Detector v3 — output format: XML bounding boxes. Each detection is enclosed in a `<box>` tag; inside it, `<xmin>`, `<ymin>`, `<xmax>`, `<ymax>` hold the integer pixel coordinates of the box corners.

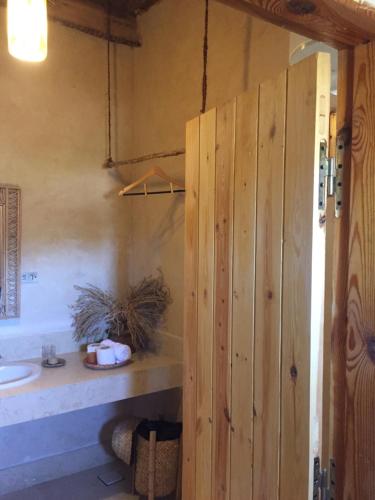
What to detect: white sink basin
<box><xmin>0</xmin><ymin>362</ymin><xmax>41</xmax><ymax>389</ymax></box>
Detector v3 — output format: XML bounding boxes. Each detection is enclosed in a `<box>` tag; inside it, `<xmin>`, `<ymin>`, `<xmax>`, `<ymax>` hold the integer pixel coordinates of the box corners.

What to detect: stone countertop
<box><xmin>0</xmin><ymin>352</ymin><xmax>182</xmax><ymax>428</ymax></box>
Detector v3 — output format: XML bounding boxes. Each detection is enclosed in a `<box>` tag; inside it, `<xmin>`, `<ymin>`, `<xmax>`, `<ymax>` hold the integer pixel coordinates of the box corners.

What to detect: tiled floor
<box><xmin>0</xmin><ymin>463</ymin><xmax>139</xmax><ymax>500</ymax></box>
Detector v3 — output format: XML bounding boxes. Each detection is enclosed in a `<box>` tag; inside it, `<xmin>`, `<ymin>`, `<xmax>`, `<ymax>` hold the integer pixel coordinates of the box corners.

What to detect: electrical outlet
<box><xmin>22</xmin><ymin>272</ymin><xmax>39</xmax><ymax>284</ymax></box>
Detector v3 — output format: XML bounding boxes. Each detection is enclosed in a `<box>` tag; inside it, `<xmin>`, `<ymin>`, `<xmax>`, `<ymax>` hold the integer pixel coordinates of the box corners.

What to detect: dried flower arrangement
<box><xmin>71</xmin><ymin>270</ymin><xmax>172</xmax><ymax>352</ymax></box>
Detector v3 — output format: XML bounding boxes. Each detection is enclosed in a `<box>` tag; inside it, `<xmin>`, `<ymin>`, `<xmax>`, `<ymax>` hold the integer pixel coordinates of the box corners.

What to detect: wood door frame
<box><xmin>329</xmin><ymin>49</ymin><xmax>354</xmax><ymax>499</ymax></box>
<box><xmin>214</xmin><ymin>0</ymin><xmax>375</xmax><ymax>49</ymax></box>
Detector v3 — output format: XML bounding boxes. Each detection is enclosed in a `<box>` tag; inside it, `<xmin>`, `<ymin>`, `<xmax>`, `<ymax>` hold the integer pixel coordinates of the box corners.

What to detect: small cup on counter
<box><xmin>42</xmin><ymin>344</ymin><xmax>58</xmax><ymax>365</ymax></box>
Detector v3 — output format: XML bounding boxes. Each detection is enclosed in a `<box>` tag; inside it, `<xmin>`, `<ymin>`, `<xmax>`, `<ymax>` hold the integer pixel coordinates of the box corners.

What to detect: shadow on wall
<box><xmin>150</xmin><ymin>195</ymin><xmax>185</xmax><ymax>250</ymax></box>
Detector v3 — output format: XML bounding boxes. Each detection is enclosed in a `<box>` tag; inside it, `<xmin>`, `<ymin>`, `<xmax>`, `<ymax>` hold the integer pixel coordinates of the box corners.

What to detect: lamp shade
<box><xmin>7</xmin><ymin>0</ymin><xmax>48</xmax><ymax>62</ymax></box>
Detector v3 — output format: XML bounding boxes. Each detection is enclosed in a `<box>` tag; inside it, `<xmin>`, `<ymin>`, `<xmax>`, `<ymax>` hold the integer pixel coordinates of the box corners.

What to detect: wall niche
<box><xmin>0</xmin><ymin>185</ymin><xmax>21</xmax><ymax>319</ymax></box>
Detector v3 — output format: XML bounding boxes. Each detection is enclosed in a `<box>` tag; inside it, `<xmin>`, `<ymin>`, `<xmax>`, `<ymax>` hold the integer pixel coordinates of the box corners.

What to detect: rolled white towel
<box><xmin>96</xmin><ymin>345</ymin><xmax>116</xmax><ymax>365</ymax></box>
<box><xmin>113</xmin><ymin>343</ymin><xmax>132</xmax><ymax>364</ymax></box>
<box><xmin>100</xmin><ymin>339</ymin><xmax>131</xmax><ymax>363</ymax></box>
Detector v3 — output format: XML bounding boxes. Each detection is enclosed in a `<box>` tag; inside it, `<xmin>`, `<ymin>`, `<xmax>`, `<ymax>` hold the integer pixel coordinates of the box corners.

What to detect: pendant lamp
<box><xmin>7</xmin><ymin>0</ymin><xmax>48</xmax><ymax>62</ymax></box>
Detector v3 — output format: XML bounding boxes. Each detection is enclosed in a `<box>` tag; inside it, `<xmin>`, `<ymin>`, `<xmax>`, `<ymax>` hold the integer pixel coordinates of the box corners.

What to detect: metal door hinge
<box><xmin>313</xmin><ymin>457</ymin><xmax>336</xmax><ymax>500</ymax></box>
<box><xmin>318</xmin><ymin>137</ymin><xmax>345</xmax><ymax>217</ymax></box>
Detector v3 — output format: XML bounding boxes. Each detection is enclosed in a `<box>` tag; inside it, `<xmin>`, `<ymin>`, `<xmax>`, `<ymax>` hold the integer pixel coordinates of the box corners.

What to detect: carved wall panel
<box><xmin>0</xmin><ymin>185</ymin><xmax>21</xmax><ymax>319</ymax></box>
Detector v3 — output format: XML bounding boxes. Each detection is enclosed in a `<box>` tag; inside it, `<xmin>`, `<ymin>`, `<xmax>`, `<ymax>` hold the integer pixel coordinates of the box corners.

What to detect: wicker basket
<box><xmin>112</xmin><ymin>418</ymin><xmax>141</xmax><ymax>465</ymax></box>
<box><xmin>134</xmin><ymin>420</ymin><xmax>182</xmax><ymax>498</ymax></box>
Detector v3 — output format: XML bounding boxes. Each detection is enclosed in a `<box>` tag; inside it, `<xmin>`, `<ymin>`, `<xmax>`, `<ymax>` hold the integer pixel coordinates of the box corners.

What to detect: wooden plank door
<box><xmin>183</xmin><ymin>52</ymin><xmax>331</xmax><ymax>500</ymax></box>
<box><xmin>280</xmin><ymin>52</ymin><xmax>330</xmax><ymax>500</ymax></box>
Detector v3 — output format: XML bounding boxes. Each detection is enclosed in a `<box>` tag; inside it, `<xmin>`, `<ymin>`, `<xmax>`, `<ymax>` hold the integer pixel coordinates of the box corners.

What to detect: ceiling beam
<box><xmin>47</xmin><ymin>0</ymin><xmax>140</xmax><ymax>46</ymax></box>
<box><xmin>215</xmin><ymin>0</ymin><xmax>375</xmax><ymax>48</ymax></box>
<box><xmin>0</xmin><ymin>0</ymin><xmax>140</xmax><ymax>47</ymax></box>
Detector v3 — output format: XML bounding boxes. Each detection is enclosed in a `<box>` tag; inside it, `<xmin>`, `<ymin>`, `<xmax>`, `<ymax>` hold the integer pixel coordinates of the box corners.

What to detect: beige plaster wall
<box><xmin>126</xmin><ymin>0</ymin><xmax>290</xmax><ymax>337</ymax></box>
<box><xmin>0</xmin><ymin>10</ymin><xmax>134</xmax><ymax>337</ymax></box>
<box><xmin>0</xmin><ymin>14</ymin><xmax>143</xmax><ymax>490</ymax></box>
<box><xmin>0</xmin><ymin>1</ymin><xmax>290</xmax><ymax>344</ymax></box>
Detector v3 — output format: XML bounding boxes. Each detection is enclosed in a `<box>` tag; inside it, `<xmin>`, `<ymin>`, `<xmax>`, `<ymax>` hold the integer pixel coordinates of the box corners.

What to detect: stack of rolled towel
<box><xmin>87</xmin><ymin>339</ymin><xmax>132</xmax><ymax>365</ymax></box>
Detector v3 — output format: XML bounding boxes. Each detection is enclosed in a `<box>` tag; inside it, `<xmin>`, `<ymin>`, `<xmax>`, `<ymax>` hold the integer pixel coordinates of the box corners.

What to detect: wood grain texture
<box><xmin>214</xmin><ymin>0</ymin><xmax>375</xmax><ymax>49</ymax></box>
<box><xmin>230</xmin><ymin>89</ymin><xmax>259</xmax><ymax>500</ymax></box>
<box><xmin>344</xmin><ymin>40</ymin><xmax>375</xmax><ymax>499</ymax></box>
<box><xmin>182</xmin><ymin>117</ymin><xmax>200</xmax><ymax>500</ymax></box>
<box><xmin>331</xmin><ymin>48</ymin><xmax>354</xmax><ymax>500</ymax></box>
<box><xmin>253</xmin><ymin>71</ymin><xmax>286</xmax><ymax>500</ymax></box>
<box><xmin>280</xmin><ymin>53</ymin><xmax>330</xmax><ymax>500</ymax></box>
<box><xmin>212</xmin><ymin>100</ymin><xmax>236</xmax><ymax>500</ymax></box>
<box><xmin>195</xmin><ymin>109</ymin><xmax>216</xmax><ymax>500</ymax></box>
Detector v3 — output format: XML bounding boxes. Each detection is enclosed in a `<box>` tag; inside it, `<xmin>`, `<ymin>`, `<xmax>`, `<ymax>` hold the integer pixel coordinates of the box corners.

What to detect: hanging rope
<box><xmin>106</xmin><ymin>0</ymin><xmax>113</xmax><ymax>167</ymax></box>
<box><xmin>201</xmin><ymin>0</ymin><xmax>209</xmax><ymax>114</ymax></box>
<box><xmin>104</xmin><ymin>0</ymin><xmax>208</xmax><ymax>169</ymax></box>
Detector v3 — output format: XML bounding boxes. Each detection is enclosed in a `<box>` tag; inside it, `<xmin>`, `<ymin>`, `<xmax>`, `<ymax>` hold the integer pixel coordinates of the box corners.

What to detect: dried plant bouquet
<box><xmin>71</xmin><ymin>270</ymin><xmax>172</xmax><ymax>352</ymax></box>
